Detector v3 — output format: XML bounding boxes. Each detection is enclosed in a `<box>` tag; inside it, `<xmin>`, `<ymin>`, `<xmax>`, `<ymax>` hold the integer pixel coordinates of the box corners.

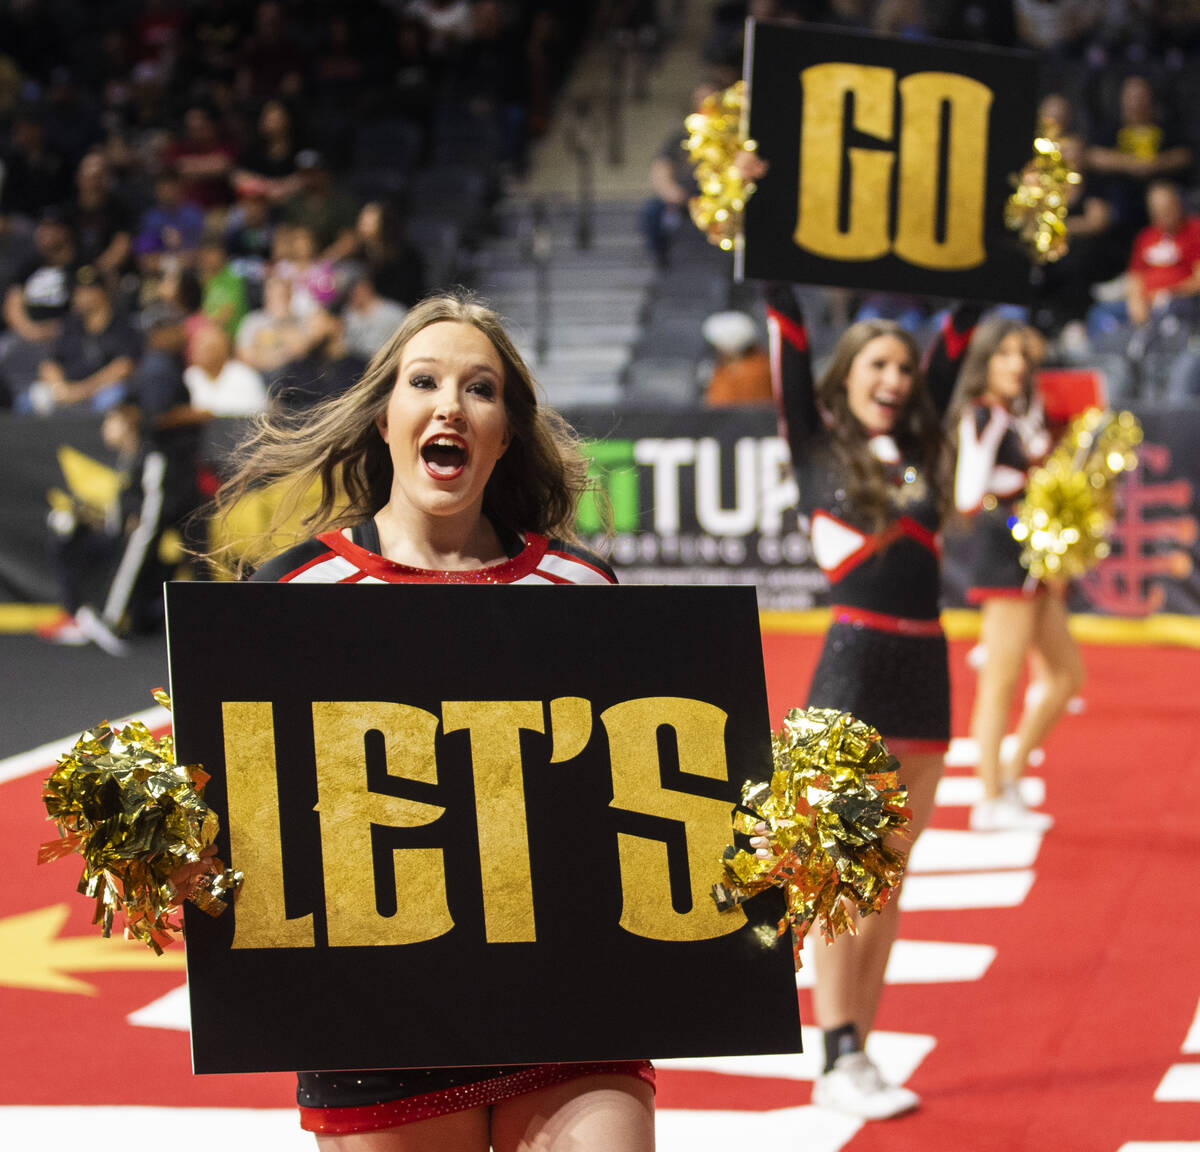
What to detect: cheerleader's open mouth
<box><xmin>865</xmin><ymin>396</ymin><xmax>903</xmax><ymax>428</ymax></box>
<box><xmin>421</xmin><ymin>434</ymin><xmax>468</xmax><ymax>479</ymax></box>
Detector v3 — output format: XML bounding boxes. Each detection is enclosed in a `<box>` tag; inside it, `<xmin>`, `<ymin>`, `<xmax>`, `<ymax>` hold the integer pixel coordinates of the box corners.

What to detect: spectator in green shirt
<box><xmin>197</xmin><ymin>234</ymin><xmax>248</xmax><ymax>340</ymax></box>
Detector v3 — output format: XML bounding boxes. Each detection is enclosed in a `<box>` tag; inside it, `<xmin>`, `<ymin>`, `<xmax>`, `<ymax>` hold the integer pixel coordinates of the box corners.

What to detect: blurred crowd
<box><xmin>9</xmin><ymin>0</ymin><xmax>1200</xmax><ymax>648</ymax></box>
<box><xmin>11</xmin><ymin>0</ymin><xmax>1200</xmax><ymax>419</ymax></box>
<box><xmin>651</xmin><ymin>0</ymin><xmax>1200</xmax><ymax>409</ymax></box>
<box><xmin>0</xmin><ymin>0</ymin><xmax>598</xmax><ymax>420</ymax></box>
<box><xmin>0</xmin><ymin>0</ymin><xmax>608</xmax><ymax>650</ymax></box>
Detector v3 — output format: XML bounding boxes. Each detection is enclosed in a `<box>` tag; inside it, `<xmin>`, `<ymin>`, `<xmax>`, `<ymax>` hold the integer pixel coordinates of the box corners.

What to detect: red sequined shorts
<box><xmin>298</xmin><ymin>1061</ymin><xmax>656</xmax><ymax>1134</ymax></box>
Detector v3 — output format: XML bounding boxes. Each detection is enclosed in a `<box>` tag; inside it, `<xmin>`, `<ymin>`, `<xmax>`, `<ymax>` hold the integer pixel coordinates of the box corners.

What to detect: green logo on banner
<box><xmin>579</xmin><ymin>440</ymin><xmax>638</xmax><ymax>533</ymax></box>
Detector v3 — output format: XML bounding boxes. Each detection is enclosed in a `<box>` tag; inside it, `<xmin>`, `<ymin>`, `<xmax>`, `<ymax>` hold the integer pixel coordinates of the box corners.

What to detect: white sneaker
<box><xmin>1002</xmin><ymin>781</ymin><xmax>1055</xmax><ymax>829</ymax></box>
<box><xmin>969</xmin><ymin>795</ymin><xmax>1053</xmax><ymax>832</ymax></box>
<box><xmin>36</xmin><ymin>613</ymin><xmax>88</xmax><ymax>646</ymax></box>
<box><xmin>75</xmin><ymin>605</ymin><xmax>129</xmax><ymax>657</ymax></box>
<box><xmin>812</xmin><ymin>1051</ymin><xmax>920</xmax><ymax>1120</ymax></box>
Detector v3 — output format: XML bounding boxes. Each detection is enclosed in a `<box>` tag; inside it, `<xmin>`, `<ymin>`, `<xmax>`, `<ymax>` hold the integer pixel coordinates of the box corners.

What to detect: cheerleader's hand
<box><xmin>1015</xmin><ymin>395</ymin><xmax>1051</xmax><ymax>460</ymax></box>
<box><xmin>734</xmin><ymin>148</ymin><xmax>768</xmax><ymax>182</ymax></box>
<box><xmin>750</xmin><ymin>820</ymin><xmax>773</xmax><ymax>859</ymax></box>
<box><xmin>169</xmin><ymin>844</ymin><xmax>221</xmax><ymax>901</ymax></box>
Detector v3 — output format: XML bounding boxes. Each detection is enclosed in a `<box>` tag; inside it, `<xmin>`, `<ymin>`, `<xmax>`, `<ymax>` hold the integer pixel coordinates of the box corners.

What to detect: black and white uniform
<box><xmin>251</xmin><ymin>520</ymin><xmax>651</xmax><ymax>1132</ymax></box>
<box><xmin>954</xmin><ymin>400</ymin><xmax>1051</xmax><ymax>602</ymax></box>
<box><xmin>768</xmin><ymin>288</ymin><xmax>980</xmax><ymax>751</ymax></box>
<box><xmin>46</xmin><ymin>349</ymin><xmax>201</xmax><ymax>633</ymax></box>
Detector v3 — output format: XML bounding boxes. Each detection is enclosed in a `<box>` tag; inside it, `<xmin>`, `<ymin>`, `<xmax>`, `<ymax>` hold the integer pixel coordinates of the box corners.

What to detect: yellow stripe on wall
<box><xmin>0</xmin><ymin>604</ymin><xmax>66</xmax><ymax>633</ymax></box>
<box><xmin>759</xmin><ymin>607</ymin><xmax>1200</xmax><ymax>648</ymax></box>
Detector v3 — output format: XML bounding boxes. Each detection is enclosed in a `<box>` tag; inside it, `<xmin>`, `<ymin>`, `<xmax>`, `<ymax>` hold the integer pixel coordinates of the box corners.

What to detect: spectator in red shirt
<box><xmin>1126</xmin><ymin>181</ymin><xmax>1200</xmax><ymax>326</ymax></box>
<box><xmin>165</xmin><ymin>105</ymin><xmax>237</xmax><ymax>211</ymax></box>
<box><xmin>1088</xmin><ymin>181</ymin><xmax>1200</xmax><ymax>341</ymax></box>
<box><xmin>135</xmin><ymin>0</ymin><xmax>187</xmax><ymax>70</ymax></box>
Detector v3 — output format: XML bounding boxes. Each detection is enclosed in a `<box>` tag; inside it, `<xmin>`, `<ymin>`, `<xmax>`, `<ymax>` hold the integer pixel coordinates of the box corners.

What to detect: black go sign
<box><xmin>738</xmin><ymin>20</ymin><xmax>1038</xmax><ymax>303</ymax></box>
<box><xmin>166</xmin><ymin>582</ymin><xmax>801</xmax><ymax>1074</ymax></box>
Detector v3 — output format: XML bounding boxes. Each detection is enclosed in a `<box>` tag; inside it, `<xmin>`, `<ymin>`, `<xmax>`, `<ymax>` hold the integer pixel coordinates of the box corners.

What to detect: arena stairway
<box><xmin>463</xmin><ymin>1</ymin><xmax>726</xmax><ymax>410</ymax></box>
<box><xmin>468</xmin><ymin>198</ymin><xmax>654</xmax><ymax>408</ymax></box>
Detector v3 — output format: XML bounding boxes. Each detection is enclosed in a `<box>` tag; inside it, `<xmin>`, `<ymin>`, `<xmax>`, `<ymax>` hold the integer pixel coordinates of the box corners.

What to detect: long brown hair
<box><xmin>818</xmin><ymin>319</ymin><xmax>946</xmax><ymax>529</ymax></box>
<box><xmin>946</xmin><ymin>316</ymin><xmax>1034</xmax><ymax>426</ymax></box>
<box><xmin>208</xmin><ymin>291</ymin><xmax>601</xmax><ymax>573</ymax></box>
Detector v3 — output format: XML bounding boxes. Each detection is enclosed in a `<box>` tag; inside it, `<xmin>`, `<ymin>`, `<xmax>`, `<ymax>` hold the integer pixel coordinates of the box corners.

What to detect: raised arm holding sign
<box><xmin>739</xmin><ymin>20</ymin><xmax>1038</xmax><ymax>304</ymax></box>
<box><xmin>713</xmin><ymin>23</ymin><xmax>1047</xmax><ymax>1120</ymax></box>
<box><xmin>764</xmin><ymin>280</ymin><xmax>987</xmax><ymax>1119</ymax></box>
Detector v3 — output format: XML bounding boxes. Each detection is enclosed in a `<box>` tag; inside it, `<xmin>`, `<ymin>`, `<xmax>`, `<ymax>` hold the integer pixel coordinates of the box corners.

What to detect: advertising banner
<box><xmin>739</xmin><ymin>20</ymin><xmax>1039</xmax><ymax>303</ymax></box>
<box><xmin>566</xmin><ymin>408</ymin><xmax>824</xmax><ymax>610</ymax></box>
<box><xmin>0</xmin><ymin>413</ymin><xmax>110</xmax><ymax>602</ymax></box>
<box><xmin>3</xmin><ymin>409</ymin><xmax>1197</xmax><ymax>618</ymax></box>
<box><xmin>563</xmin><ymin>407</ymin><xmax>1200</xmax><ymax>618</ymax></box>
<box><xmin>166</xmin><ymin>581</ymin><xmax>801</xmax><ymax>1074</ymax></box>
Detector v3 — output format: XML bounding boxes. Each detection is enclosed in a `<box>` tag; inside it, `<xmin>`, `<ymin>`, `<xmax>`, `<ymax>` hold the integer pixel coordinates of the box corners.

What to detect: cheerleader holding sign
<box><xmin>764</xmin><ymin>284</ymin><xmax>981</xmax><ymax>1119</ymax></box>
<box><xmin>199</xmin><ymin>293</ymin><xmax>655</xmax><ymax>1151</ymax></box>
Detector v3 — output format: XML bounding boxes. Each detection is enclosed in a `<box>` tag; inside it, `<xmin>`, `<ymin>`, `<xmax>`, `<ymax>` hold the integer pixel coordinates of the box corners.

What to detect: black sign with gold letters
<box><xmin>739</xmin><ymin>20</ymin><xmax>1038</xmax><ymax>302</ymax></box>
<box><xmin>166</xmin><ymin>581</ymin><xmax>801</xmax><ymax>1074</ymax></box>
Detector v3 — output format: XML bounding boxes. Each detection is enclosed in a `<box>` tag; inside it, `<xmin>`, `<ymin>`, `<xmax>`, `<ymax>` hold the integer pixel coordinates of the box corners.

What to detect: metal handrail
<box><xmin>530</xmin><ymin>199</ymin><xmax>552</xmax><ymax>365</ymax></box>
<box><xmin>564</xmin><ymin>97</ymin><xmax>595</xmax><ymax>250</ymax></box>
<box><xmin>606</xmin><ymin>27</ymin><xmax>631</xmax><ymax>167</ymax></box>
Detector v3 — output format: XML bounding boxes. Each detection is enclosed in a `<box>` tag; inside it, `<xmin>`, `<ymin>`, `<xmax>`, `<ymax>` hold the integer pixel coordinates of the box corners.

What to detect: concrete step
<box><xmin>474</xmin><ymin>244</ymin><xmax>650</xmax><ymax>272</ymax></box>
<box><xmin>632</xmin><ymin>313</ymin><xmax>709</xmax><ymax>359</ymax></box>
<box><xmin>492</xmin><ymin>306</ymin><xmax>646</xmax><ymax>332</ymax></box>
<box><xmin>494</xmin><ymin>198</ymin><xmax>646</xmax><ymax>226</ymax></box>
<box><xmin>517</xmin><ymin>343</ymin><xmax>630</xmax><ymax>373</ymax></box>
<box><xmin>625</xmin><ymin>356</ymin><xmax>704</xmax><ymax>405</ymax></box>
<box><xmin>505</xmin><ymin>320</ymin><xmax>640</xmax><ymax>349</ymax></box>
<box><xmin>476</xmin><ymin>266</ymin><xmax>654</xmax><ymax>292</ymax></box>
<box><xmin>538</xmin><ymin>377</ymin><xmax>626</xmax><ymax>409</ymax></box>
<box><xmin>482</xmin><ymin>220</ymin><xmax>647</xmax><ymax>252</ymax></box>
<box><xmin>487</xmin><ymin>287</ymin><xmax>647</xmax><ymax>314</ymax></box>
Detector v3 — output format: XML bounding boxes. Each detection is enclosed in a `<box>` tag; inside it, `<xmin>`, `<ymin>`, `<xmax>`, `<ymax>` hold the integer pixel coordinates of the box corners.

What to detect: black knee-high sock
<box><xmin>822</xmin><ymin>1023</ymin><xmax>862</xmax><ymax>1073</ymax></box>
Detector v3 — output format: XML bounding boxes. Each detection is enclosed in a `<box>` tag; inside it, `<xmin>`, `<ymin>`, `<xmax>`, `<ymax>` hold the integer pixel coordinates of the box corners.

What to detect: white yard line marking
<box><xmin>1</xmin><ymin>706</ymin><xmax>170</xmax><ymax>784</ymax></box>
<box><xmin>900</xmin><ymin>869</ymin><xmax>1036</xmax><ymax>911</ymax></box>
<box><xmin>909</xmin><ymin>828</ymin><xmax>1044</xmax><ymax>872</ymax></box>
<box><xmin>1155</xmin><ymin>1064</ymin><xmax>1200</xmax><ymax>1102</ymax></box>
<box><xmin>935</xmin><ymin>775</ymin><xmax>1045</xmax><ymax>807</ymax></box>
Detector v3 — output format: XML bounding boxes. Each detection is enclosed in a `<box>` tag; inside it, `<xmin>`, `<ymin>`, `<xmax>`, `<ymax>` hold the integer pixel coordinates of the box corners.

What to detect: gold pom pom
<box><xmin>39</xmin><ymin>692</ymin><xmax>241</xmax><ymax>953</ymax></box>
<box><xmin>683</xmin><ymin>80</ymin><xmax>758</xmax><ymax>251</ymax></box>
<box><xmin>712</xmin><ymin>707</ymin><xmax>911</xmax><ymax>967</ymax></box>
<box><xmin>1013</xmin><ymin>408</ymin><xmax>1144</xmax><ymax>582</ymax></box>
<box><xmin>1004</xmin><ymin>126</ymin><xmax>1082</xmax><ymax>264</ymax></box>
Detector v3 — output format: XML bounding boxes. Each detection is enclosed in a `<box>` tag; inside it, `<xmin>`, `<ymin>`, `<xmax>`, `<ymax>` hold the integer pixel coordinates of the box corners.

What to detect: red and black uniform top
<box><xmin>954</xmin><ymin>399</ymin><xmax>1052</xmax><ymax>601</ymax></box>
<box><xmin>954</xmin><ymin>399</ymin><xmax>1051</xmax><ymax>518</ymax></box>
<box><xmin>251</xmin><ymin>520</ymin><xmax>617</xmax><ymax>587</ymax></box>
<box><xmin>766</xmin><ymin>285</ymin><xmax>982</xmax><ymax>630</ymax></box>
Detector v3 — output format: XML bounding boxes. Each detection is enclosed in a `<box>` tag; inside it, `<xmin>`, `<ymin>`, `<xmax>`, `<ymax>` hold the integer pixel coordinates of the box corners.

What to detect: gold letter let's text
<box><xmin>312</xmin><ymin>701</ymin><xmax>452</xmax><ymax>947</ymax></box>
<box><xmin>442</xmin><ymin>700</ymin><xmax>545</xmax><ymax>944</ymax></box>
<box><xmin>603</xmin><ymin>697</ymin><xmax>746</xmax><ymax>941</ymax></box>
<box><xmin>223</xmin><ymin>701</ymin><xmax>315</xmax><ymax>949</ymax></box>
